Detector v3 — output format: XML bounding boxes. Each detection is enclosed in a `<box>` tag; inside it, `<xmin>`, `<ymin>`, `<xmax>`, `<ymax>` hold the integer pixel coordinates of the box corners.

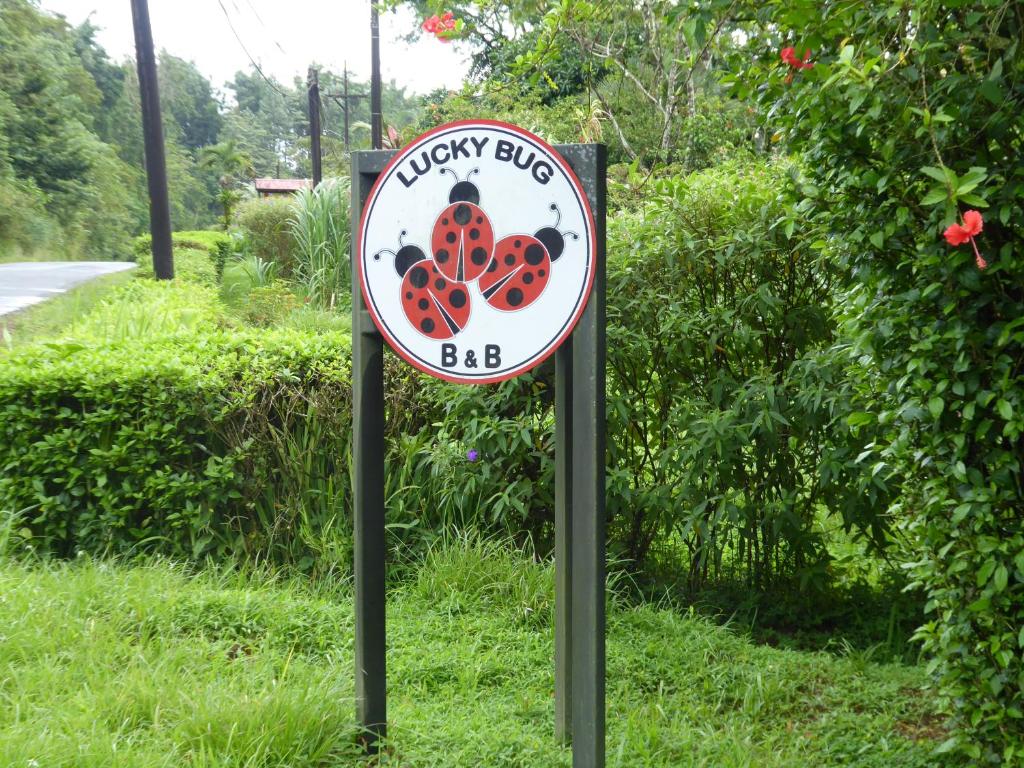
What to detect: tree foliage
<box><xmin>729</xmin><ymin>1</ymin><xmax>1024</xmax><ymax>761</ymax></box>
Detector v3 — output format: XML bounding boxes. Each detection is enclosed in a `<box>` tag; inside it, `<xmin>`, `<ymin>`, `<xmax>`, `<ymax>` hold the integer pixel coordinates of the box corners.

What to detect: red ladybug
<box><xmin>479</xmin><ymin>204</ymin><xmax>579</xmax><ymax>312</ymax></box>
<box><xmin>431</xmin><ymin>168</ymin><xmax>494</xmax><ymax>283</ymax></box>
<box><xmin>375</xmin><ymin>232</ymin><xmax>471</xmax><ymax>339</ymax></box>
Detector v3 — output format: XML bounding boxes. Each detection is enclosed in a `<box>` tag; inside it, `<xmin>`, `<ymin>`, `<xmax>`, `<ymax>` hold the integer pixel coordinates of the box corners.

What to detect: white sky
<box><xmin>38</xmin><ymin>0</ymin><xmax>471</xmax><ymax>97</ymax></box>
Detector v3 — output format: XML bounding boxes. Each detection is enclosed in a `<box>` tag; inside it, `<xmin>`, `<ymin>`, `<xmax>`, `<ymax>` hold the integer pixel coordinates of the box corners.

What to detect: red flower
<box><xmin>943</xmin><ymin>210</ymin><xmax>987</xmax><ymax>269</ymax></box>
<box><xmin>780</xmin><ymin>46</ymin><xmax>814</xmax><ymax>70</ymax></box>
<box><xmin>423</xmin><ymin>11</ymin><xmax>457</xmax><ymax>42</ymax></box>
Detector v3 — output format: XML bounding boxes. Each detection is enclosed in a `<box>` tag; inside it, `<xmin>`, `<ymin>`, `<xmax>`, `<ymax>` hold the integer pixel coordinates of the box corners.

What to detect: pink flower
<box><xmin>422</xmin><ymin>14</ymin><xmax>440</xmax><ymax>34</ymax></box>
<box><xmin>780</xmin><ymin>47</ymin><xmax>814</xmax><ymax>71</ymax></box>
<box><xmin>943</xmin><ymin>210</ymin><xmax>987</xmax><ymax>270</ymax></box>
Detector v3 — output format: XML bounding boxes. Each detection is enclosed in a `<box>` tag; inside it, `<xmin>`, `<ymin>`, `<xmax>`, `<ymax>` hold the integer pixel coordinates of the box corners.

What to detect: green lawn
<box><xmin>0</xmin><ymin>539</ymin><xmax>955</xmax><ymax>767</ymax></box>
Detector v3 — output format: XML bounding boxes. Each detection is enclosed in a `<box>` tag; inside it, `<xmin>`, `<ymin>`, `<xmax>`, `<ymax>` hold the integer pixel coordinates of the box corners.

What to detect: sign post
<box><xmin>352</xmin><ymin>122</ymin><xmax>606</xmax><ymax>766</ymax></box>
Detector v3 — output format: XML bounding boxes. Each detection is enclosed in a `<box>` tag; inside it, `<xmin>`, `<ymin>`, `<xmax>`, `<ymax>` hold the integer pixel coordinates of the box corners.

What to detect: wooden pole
<box><xmin>370</xmin><ymin>5</ymin><xmax>382</xmax><ymax>150</ymax></box>
<box><xmin>351</xmin><ymin>150</ymin><xmax>390</xmax><ymax>757</ymax></box>
<box><xmin>130</xmin><ymin>0</ymin><xmax>173</xmax><ymax>279</ymax></box>
<box><xmin>307</xmin><ymin>67</ymin><xmax>322</xmax><ymax>187</ymax></box>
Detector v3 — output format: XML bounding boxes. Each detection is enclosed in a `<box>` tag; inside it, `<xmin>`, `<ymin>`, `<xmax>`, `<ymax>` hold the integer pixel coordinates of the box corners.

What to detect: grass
<box><xmin>0</xmin><ymin>537</ymin><xmax>958</xmax><ymax>768</ymax></box>
<box><xmin>0</xmin><ymin>269</ymin><xmax>134</xmax><ymax>351</ymax></box>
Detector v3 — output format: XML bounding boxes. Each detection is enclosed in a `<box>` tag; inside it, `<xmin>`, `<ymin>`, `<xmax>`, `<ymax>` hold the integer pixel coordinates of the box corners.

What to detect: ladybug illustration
<box><xmin>375</xmin><ymin>232</ymin><xmax>471</xmax><ymax>340</ymax></box>
<box><xmin>478</xmin><ymin>204</ymin><xmax>579</xmax><ymax>313</ymax></box>
<box><xmin>533</xmin><ymin>202</ymin><xmax>579</xmax><ymax>261</ymax></box>
<box><xmin>431</xmin><ymin>168</ymin><xmax>494</xmax><ymax>284</ymax></box>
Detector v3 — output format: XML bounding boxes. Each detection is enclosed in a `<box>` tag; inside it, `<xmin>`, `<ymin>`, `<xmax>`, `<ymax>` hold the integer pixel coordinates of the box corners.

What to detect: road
<box><xmin>0</xmin><ymin>262</ymin><xmax>136</xmax><ymax>317</ymax></box>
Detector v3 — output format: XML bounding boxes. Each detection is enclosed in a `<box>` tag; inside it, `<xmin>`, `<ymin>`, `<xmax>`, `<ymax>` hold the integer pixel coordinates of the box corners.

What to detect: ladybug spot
<box><xmin>525</xmin><ymin>244</ymin><xmax>546</xmax><ymax>266</ymax></box>
<box><xmin>469</xmin><ymin>228</ymin><xmax>480</xmax><ymax>240</ymax></box>
<box><xmin>471</xmin><ymin>247</ymin><xmax>488</xmax><ymax>266</ymax></box>
<box><xmin>442</xmin><ymin>218</ymin><xmax>449</xmax><ymax>225</ymax></box>
<box><xmin>449</xmin><ymin>288</ymin><xmax>467</xmax><ymax>308</ymax></box>
<box><xmin>420</xmin><ymin>318</ymin><xmax>435</xmax><ymax>333</ymax></box>
<box><xmin>418</xmin><ymin>298</ymin><xmax>429</xmax><ymax>310</ymax></box>
<box><xmin>504</xmin><ymin>253</ymin><xmax>516</xmax><ymax>266</ymax></box>
<box><xmin>476</xmin><ymin>216</ymin><xmax>483</xmax><ymax>224</ymax></box>
<box><xmin>487</xmin><ymin>260</ymin><xmax>498</xmax><ymax>273</ymax></box>
<box><xmin>507</xmin><ymin>288</ymin><xmax>524</xmax><ymax>307</ymax></box>
<box><xmin>445</xmin><ymin>232</ymin><xmax>457</xmax><ymax>244</ymax></box>
<box><xmin>454</xmin><ymin>204</ymin><xmax>472</xmax><ymax>225</ymax></box>
<box><xmin>435</xmin><ymin>248</ymin><xmax>449</xmax><ymax>263</ymax></box>
<box><xmin>409</xmin><ymin>266</ymin><xmax>429</xmax><ymax>288</ymax></box>
<box><xmin>514</xmin><ymin>239</ymin><xmax>522</xmax><ymax>248</ymax></box>
<box><xmin>435</xmin><ymin>278</ymin><xmax>447</xmax><ymax>290</ymax></box>
<box><xmin>538</xmin><ymin>269</ymin><xmax>546</xmax><ymax>277</ymax></box>
<box><xmin>405</xmin><ymin>291</ymin><xmax>413</xmax><ymax>300</ymax></box>
<box><xmin>523</xmin><ymin>272</ymin><xmax>534</xmax><ymax>285</ymax></box>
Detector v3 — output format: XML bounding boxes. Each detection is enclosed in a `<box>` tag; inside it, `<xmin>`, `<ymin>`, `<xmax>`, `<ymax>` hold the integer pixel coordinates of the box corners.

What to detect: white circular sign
<box><xmin>358</xmin><ymin>120</ymin><xmax>597</xmax><ymax>384</ymax></box>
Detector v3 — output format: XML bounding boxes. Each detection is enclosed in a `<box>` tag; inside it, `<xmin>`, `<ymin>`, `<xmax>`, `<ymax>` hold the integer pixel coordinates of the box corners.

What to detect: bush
<box><xmin>240</xmin><ymin>281</ymin><xmax>300</xmax><ymax>327</ymax></box>
<box><xmin>732</xmin><ymin>3</ymin><xmax>1024</xmax><ymax>760</ymax></box>
<box><xmin>234</xmin><ymin>197</ymin><xmax>296</xmax><ymax>274</ymax></box>
<box><xmin>0</xmin><ymin>324</ymin><xmax>352</xmax><ymax>561</ymax></box>
<box><xmin>133</xmin><ymin>230</ymin><xmax>236</xmax><ymax>278</ymax></box>
<box><xmin>134</xmin><ymin>247</ymin><xmax>217</xmax><ymax>286</ymax></box>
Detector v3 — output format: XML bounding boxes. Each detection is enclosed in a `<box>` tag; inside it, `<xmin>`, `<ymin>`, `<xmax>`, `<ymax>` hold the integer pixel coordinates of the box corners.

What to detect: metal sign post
<box><xmin>351</xmin><ymin>140</ymin><xmax>606</xmax><ymax>767</ymax></box>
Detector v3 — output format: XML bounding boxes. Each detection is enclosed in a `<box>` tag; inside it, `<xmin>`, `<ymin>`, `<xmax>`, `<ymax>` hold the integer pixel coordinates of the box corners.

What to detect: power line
<box><xmin>243</xmin><ymin>0</ymin><xmax>287</xmax><ymax>54</ymax></box>
<box><xmin>216</xmin><ymin>0</ymin><xmax>288</xmax><ymax>98</ymax></box>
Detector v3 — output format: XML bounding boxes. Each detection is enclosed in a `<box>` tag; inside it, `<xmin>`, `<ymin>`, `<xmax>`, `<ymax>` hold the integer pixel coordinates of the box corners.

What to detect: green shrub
<box><xmin>234</xmin><ymin>197</ymin><xmax>296</xmax><ymax>273</ymax></box>
<box><xmin>289</xmin><ymin>178</ymin><xmax>351</xmax><ymax>309</ymax></box>
<box><xmin>0</xmin><ymin>327</ymin><xmax>352</xmax><ymax>560</ymax></box>
<box><xmin>732</xmin><ymin>3</ymin><xmax>1024</xmax><ymax>760</ymax></box>
<box><xmin>65</xmin><ymin>280</ymin><xmax>224</xmax><ymax>343</ymax></box>
<box><xmin>133</xmin><ymin>230</ymin><xmax>236</xmax><ymax>278</ymax></box>
<box><xmin>240</xmin><ymin>281</ymin><xmax>300</xmax><ymax>327</ymax></box>
<box><xmin>133</xmin><ymin>247</ymin><xmax>217</xmax><ymax>286</ymax></box>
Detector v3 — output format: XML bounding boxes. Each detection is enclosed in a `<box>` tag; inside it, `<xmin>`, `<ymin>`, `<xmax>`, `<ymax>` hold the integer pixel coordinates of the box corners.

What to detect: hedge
<box><xmin>0</xmin><ymin>328</ymin><xmax>352</xmax><ymax>560</ymax></box>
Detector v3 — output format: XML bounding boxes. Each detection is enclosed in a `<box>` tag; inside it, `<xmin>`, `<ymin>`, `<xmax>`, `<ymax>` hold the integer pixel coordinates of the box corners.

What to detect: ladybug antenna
<box><xmin>548</xmin><ymin>202</ymin><xmax>562</xmax><ymax>228</ymax></box>
<box><xmin>373</xmin><ymin>229</ymin><xmax>409</xmax><ymax>262</ymax></box>
<box><xmin>439</xmin><ymin>166</ymin><xmax>461</xmax><ymax>182</ymax></box>
<box><xmin>564</xmin><ymin>230</ymin><xmax>580</xmax><ymax>241</ymax></box>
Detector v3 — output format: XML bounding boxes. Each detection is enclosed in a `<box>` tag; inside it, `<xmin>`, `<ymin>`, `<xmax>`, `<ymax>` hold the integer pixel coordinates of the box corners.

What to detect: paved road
<box><xmin>0</xmin><ymin>262</ymin><xmax>136</xmax><ymax>317</ymax></box>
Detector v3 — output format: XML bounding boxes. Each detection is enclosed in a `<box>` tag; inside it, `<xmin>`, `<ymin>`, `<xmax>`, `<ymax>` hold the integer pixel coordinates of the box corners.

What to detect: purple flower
<box><xmin>466</xmin><ymin>449</ymin><xmax>479</xmax><ymax>462</ymax></box>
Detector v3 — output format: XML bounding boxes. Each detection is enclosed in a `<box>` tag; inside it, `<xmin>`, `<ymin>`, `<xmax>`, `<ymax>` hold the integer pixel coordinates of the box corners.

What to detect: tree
<box><xmin>200</xmin><ymin>139</ymin><xmax>254</xmax><ymax>229</ymax></box>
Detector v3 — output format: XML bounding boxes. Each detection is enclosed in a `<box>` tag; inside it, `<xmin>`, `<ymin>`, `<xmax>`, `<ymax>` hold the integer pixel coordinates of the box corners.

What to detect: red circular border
<box><xmin>357</xmin><ymin>119</ymin><xmax>598</xmax><ymax>385</ymax></box>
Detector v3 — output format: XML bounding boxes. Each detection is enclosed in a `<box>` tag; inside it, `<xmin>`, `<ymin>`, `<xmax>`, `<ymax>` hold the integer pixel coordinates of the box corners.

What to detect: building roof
<box><xmin>254</xmin><ymin>178</ymin><xmax>313</xmax><ymax>192</ymax></box>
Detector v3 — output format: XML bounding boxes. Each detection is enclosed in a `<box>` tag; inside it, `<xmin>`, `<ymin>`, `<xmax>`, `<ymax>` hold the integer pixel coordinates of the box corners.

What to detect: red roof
<box><xmin>254</xmin><ymin>178</ymin><xmax>312</xmax><ymax>192</ymax></box>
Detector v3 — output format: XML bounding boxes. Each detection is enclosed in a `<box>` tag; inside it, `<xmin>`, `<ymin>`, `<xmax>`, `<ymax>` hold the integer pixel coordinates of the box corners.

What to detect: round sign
<box><xmin>357</xmin><ymin>120</ymin><xmax>597</xmax><ymax>384</ymax></box>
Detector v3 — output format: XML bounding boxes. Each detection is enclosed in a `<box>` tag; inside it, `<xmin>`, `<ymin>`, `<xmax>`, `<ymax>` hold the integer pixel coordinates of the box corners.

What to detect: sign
<box><xmin>357</xmin><ymin>120</ymin><xmax>597</xmax><ymax>384</ymax></box>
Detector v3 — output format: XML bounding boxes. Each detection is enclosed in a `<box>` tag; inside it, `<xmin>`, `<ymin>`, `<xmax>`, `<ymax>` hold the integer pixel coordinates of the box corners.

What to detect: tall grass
<box><xmin>289</xmin><ymin>178</ymin><xmax>351</xmax><ymax>310</ymax></box>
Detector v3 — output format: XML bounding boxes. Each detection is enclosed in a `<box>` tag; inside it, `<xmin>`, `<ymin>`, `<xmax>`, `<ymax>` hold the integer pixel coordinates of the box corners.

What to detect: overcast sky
<box><xmin>38</xmin><ymin>0</ymin><xmax>470</xmax><ymax>97</ymax></box>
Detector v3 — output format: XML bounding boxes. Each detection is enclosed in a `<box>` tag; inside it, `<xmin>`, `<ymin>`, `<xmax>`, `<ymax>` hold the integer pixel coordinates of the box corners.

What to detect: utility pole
<box><xmin>326</xmin><ymin>64</ymin><xmax>369</xmax><ymax>152</ymax></box>
<box><xmin>370</xmin><ymin>3</ymin><xmax>382</xmax><ymax>150</ymax></box>
<box><xmin>343</xmin><ymin>63</ymin><xmax>352</xmax><ymax>152</ymax></box>
<box><xmin>130</xmin><ymin>0</ymin><xmax>173</xmax><ymax>279</ymax></box>
<box><xmin>307</xmin><ymin>66</ymin><xmax>322</xmax><ymax>187</ymax></box>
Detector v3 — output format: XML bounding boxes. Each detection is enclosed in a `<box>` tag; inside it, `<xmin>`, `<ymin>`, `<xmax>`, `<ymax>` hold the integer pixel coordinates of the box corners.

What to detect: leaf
<box><xmin>920</xmin><ymin>166</ymin><xmax>948</xmax><ymax>184</ymax></box>
<box><xmin>928</xmin><ymin>397</ymin><xmax>944</xmax><ymax>420</ymax></box>
<box><xmin>994</xmin><ymin>564</ymin><xmax>1008</xmax><ymax>593</ymax></box>
<box><xmin>921</xmin><ymin>187</ymin><xmax>948</xmax><ymax>206</ymax></box>
<box><xmin>997</xmin><ymin>399</ymin><xmax>1013</xmax><ymax>421</ymax></box>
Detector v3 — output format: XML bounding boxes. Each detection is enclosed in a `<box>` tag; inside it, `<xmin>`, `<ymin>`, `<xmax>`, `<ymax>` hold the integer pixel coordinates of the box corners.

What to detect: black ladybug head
<box><xmin>374</xmin><ymin>230</ymin><xmax>425</xmax><ymax>277</ymax></box>
<box><xmin>440</xmin><ymin>167</ymin><xmax>481</xmax><ymax>206</ymax></box>
<box><xmin>534</xmin><ymin>203</ymin><xmax>580</xmax><ymax>262</ymax></box>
